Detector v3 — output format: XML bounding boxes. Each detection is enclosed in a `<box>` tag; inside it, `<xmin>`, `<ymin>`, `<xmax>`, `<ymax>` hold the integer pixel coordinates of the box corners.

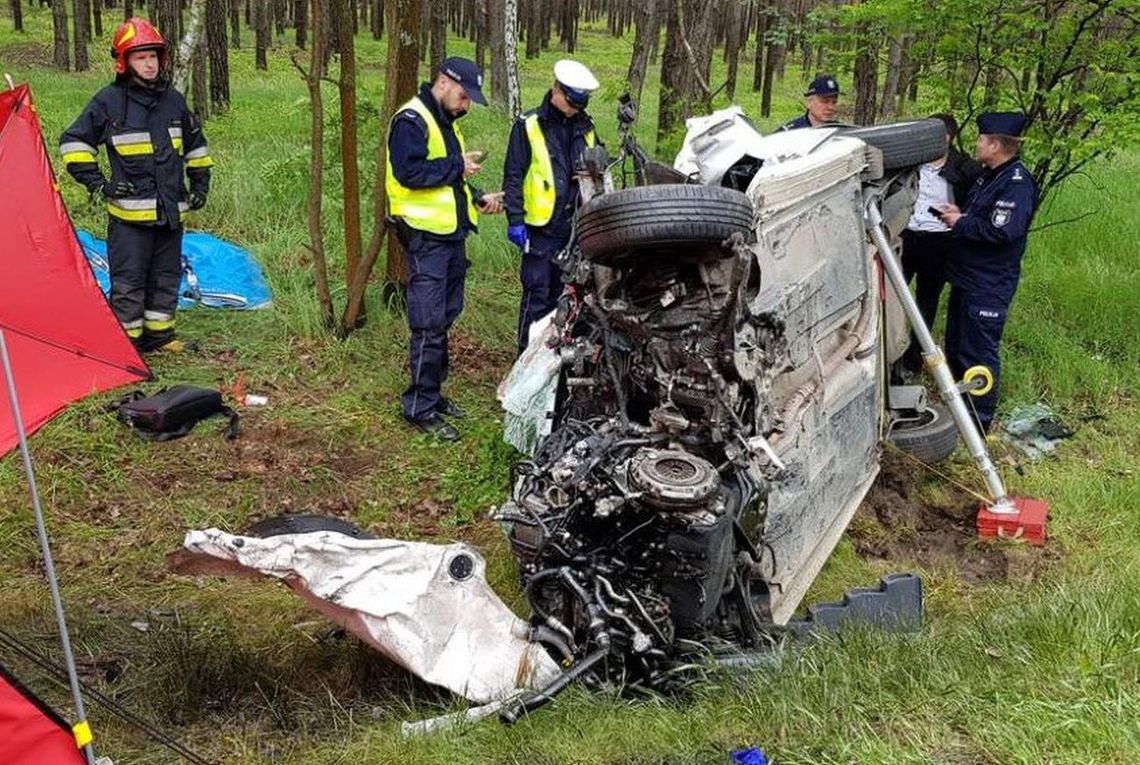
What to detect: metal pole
<box><xmin>0</xmin><ymin>329</ymin><xmax>99</xmax><ymax>764</ymax></box>
<box><xmin>864</xmin><ymin>203</ymin><xmax>1016</xmax><ymax>513</ymax></box>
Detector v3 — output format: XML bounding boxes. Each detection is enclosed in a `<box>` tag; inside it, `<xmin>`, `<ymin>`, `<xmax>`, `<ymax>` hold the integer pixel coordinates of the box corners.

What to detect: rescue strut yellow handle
<box><xmin>963</xmin><ymin>365</ymin><xmax>994</xmax><ymax>397</ymax></box>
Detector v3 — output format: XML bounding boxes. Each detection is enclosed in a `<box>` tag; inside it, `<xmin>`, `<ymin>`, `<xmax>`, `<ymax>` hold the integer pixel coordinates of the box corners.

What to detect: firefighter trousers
<box><xmin>107</xmin><ymin>218</ymin><xmax>183</xmax><ymax>342</ymax></box>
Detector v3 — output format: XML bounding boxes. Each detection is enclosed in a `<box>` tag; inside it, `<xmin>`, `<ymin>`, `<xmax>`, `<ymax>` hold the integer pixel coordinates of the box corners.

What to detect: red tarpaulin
<box><xmin>0</xmin><ymin>84</ymin><xmax>148</xmax><ymax>456</ymax></box>
<box><xmin>0</xmin><ymin>665</ymin><xmax>86</xmax><ymax>764</ymax></box>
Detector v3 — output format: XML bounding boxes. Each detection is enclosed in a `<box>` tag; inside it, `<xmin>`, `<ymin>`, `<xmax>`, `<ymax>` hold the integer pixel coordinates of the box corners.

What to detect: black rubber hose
<box><xmin>499</xmin><ymin>647</ymin><xmax>609</xmax><ymax>726</ymax></box>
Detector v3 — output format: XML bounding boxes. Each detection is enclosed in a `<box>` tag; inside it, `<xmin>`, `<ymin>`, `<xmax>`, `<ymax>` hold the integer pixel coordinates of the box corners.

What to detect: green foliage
<box><xmin>1</xmin><ymin>7</ymin><xmax>1139</xmax><ymax>764</ymax></box>
<box><xmin>820</xmin><ymin>0</ymin><xmax>1140</xmax><ymax>201</ymax></box>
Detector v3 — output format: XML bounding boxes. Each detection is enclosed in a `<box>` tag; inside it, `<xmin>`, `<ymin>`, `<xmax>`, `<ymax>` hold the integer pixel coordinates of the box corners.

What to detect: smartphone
<box><xmin>928</xmin><ymin>205</ymin><xmax>944</xmax><ymax>217</ymax></box>
<box><xmin>467</xmin><ymin>150</ymin><xmax>488</xmax><ymax>163</ymax></box>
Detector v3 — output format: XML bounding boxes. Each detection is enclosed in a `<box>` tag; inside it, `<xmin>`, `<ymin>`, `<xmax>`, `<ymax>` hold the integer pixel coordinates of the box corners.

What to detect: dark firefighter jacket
<box><xmin>59</xmin><ymin>81</ymin><xmax>212</xmax><ymax>228</ymax></box>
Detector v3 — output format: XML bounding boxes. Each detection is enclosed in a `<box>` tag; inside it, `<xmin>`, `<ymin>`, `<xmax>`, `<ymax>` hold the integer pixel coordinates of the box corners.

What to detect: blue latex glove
<box><xmin>507</xmin><ymin>223</ymin><xmax>528</xmax><ymax>249</ymax></box>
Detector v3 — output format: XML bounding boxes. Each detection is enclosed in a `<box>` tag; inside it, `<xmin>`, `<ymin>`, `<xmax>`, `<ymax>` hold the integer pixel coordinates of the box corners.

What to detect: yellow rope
<box><xmin>882</xmin><ymin>438</ymin><xmax>993</xmax><ymax>504</ymax></box>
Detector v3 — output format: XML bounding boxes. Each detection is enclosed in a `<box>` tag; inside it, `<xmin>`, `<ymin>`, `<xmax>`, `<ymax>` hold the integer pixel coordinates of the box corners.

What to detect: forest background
<box><xmin>0</xmin><ymin>0</ymin><xmax>1138</xmax><ymax>762</ymax></box>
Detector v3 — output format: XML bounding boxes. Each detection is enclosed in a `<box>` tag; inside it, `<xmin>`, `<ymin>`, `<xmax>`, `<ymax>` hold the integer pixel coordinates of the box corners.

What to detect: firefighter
<box><xmin>503</xmin><ymin>59</ymin><xmax>599</xmax><ymax>355</ymax></box>
<box><xmin>386</xmin><ymin>58</ymin><xmax>504</xmax><ymax>442</ymax></box>
<box><xmin>59</xmin><ymin>18</ymin><xmax>213</xmax><ymax>353</ymax></box>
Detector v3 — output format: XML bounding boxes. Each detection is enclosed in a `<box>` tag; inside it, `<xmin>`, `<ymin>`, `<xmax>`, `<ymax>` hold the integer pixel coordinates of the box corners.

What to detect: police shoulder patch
<box><xmin>991</xmin><ymin>207</ymin><xmax>1011</xmax><ymax>227</ymax></box>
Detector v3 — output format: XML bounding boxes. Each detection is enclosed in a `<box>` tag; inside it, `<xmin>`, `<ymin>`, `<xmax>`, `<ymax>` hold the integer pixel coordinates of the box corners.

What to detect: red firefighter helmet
<box><xmin>110</xmin><ymin>18</ymin><xmax>167</xmax><ymax>76</ymax></box>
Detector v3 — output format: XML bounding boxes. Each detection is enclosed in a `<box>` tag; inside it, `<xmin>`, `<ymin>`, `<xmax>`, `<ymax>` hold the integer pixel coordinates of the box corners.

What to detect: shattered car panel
<box><xmin>172</xmin><ymin>529</ymin><xmax>562</xmax><ymax>703</ymax></box>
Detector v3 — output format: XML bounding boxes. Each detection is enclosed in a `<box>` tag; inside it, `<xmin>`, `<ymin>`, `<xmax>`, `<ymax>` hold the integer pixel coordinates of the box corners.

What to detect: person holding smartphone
<box><xmin>894</xmin><ymin>113</ymin><xmax>983</xmax><ymax>381</ymax></box>
<box><xmin>386</xmin><ymin>57</ymin><xmax>503</xmax><ymax>442</ymax></box>
<box><xmin>502</xmin><ymin>60</ymin><xmax>600</xmax><ymax>356</ymax></box>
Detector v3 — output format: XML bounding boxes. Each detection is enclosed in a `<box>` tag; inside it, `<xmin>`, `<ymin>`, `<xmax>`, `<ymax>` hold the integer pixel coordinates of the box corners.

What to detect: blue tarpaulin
<box><xmin>77</xmin><ymin>230</ymin><xmax>272</xmax><ymax>310</ymax></box>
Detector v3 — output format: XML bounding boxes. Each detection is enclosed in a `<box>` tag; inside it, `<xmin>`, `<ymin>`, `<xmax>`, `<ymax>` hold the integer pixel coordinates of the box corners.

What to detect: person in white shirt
<box><xmin>895</xmin><ymin>113</ymin><xmax>983</xmax><ymax>380</ymax></box>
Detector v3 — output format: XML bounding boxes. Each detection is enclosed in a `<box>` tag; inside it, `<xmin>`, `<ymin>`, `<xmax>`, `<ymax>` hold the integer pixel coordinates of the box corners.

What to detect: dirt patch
<box><xmin>0</xmin><ymin>43</ymin><xmax>52</xmax><ymax>67</ymax></box>
<box><xmin>850</xmin><ymin>453</ymin><xmax>1058</xmax><ymax>583</ymax></box>
<box><xmin>449</xmin><ymin>329</ymin><xmax>514</xmax><ymax>379</ymax></box>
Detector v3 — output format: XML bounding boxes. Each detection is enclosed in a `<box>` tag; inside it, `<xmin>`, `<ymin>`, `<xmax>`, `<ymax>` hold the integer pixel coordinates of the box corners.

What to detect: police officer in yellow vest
<box><xmin>387</xmin><ymin>58</ymin><xmax>503</xmax><ymax>441</ymax></box>
<box><xmin>503</xmin><ymin>60</ymin><xmax>600</xmax><ymax>355</ymax></box>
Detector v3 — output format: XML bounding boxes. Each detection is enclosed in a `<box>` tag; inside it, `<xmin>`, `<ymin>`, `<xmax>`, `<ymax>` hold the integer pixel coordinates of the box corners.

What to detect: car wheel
<box><xmin>838</xmin><ymin>119</ymin><xmax>948</xmax><ymax>170</ymax></box>
<box><xmin>887</xmin><ymin>404</ymin><xmax>959</xmax><ymax>462</ymax></box>
<box><xmin>244</xmin><ymin>514</ymin><xmax>375</xmax><ymax>540</ymax></box>
<box><xmin>576</xmin><ymin>184</ymin><xmax>753</xmax><ymax>264</ymax></box>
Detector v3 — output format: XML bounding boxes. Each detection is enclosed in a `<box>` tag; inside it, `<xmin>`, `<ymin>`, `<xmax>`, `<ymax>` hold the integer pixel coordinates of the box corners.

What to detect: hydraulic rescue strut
<box><xmin>865</xmin><ymin>201</ymin><xmax>1048</xmax><ymax>545</ymax></box>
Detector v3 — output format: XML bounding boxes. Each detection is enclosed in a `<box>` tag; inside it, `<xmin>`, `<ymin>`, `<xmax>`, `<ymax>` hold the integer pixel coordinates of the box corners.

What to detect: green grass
<box><xmin>2</xmin><ymin>8</ymin><xmax>1139</xmax><ymax>764</ymax></box>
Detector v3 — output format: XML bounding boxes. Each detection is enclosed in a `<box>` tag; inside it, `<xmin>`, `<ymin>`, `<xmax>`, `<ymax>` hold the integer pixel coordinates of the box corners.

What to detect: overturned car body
<box><xmin>178</xmin><ymin>114</ymin><xmax>954</xmax><ymax>722</ymax></box>
<box><xmin>495</xmin><ymin>113</ymin><xmax>950</xmax><ymax>697</ymax></box>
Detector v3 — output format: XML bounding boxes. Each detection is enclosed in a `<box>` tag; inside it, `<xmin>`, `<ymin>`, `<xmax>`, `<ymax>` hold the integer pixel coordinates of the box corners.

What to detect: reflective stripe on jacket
<box><xmin>59</xmin><ymin>81</ymin><xmax>212</xmax><ymax>226</ymax></box>
<box><xmin>385</xmin><ymin>96</ymin><xmax>477</xmax><ymax>236</ymax></box>
<box><xmin>522</xmin><ymin>114</ymin><xmax>595</xmax><ymax>227</ymax></box>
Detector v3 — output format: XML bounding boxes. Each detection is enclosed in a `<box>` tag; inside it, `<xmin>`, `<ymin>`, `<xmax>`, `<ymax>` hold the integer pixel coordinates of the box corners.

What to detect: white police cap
<box><xmin>554</xmin><ymin>59</ymin><xmax>599</xmax><ymax>93</ymax></box>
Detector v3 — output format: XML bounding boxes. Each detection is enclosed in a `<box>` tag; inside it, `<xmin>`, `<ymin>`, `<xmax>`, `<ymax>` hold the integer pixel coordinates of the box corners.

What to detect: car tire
<box><xmin>576</xmin><ymin>184</ymin><xmax>753</xmax><ymax>263</ymax></box>
<box><xmin>244</xmin><ymin>514</ymin><xmax>375</xmax><ymax>540</ymax></box>
<box><xmin>838</xmin><ymin>119</ymin><xmax>947</xmax><ymax>170</ymax></box>
<box><xmin>887</xmin><ymin>404</ymin><xmax>959</xmax><ymax>463</ymax></box>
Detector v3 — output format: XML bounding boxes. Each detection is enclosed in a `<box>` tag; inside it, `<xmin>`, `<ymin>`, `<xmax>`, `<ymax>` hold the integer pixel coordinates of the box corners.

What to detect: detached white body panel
<box><xmin>178</xmin><ymin>529</ymin><xmax>561</xmax><ymax>703</ymax></box>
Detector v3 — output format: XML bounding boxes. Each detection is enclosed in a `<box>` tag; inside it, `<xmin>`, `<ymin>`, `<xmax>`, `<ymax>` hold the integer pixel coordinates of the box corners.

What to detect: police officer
<box><xmin>60</xmin><ymin>18</ymin><xmax>212</xmax><ymax>353</ymax></box>
<box><xmin>895</xmin><ymin>113</ymin><xmax>983</xmax><ymax>379</ymax></box>
<box><xmin>779</xmin><ymin>74</ymin><xmax>840</xmax><ymax>131</ymax></box>
<box><xmin>503</xmin><ymin>59</ymin><xmax>599</xmax><ymax>355</ymax></box>
<box><xmin>937</xmin><ymin>112</ymin><xmax>1038</xmax><ymax>433</ymax></box>
<box><xmin>386</xmin><ymin>58</ymin><xmax>503</xmax><ymax>442</ymax></box>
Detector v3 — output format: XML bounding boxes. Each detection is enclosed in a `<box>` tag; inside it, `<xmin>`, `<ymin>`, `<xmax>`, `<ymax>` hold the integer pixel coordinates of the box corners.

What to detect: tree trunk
<box><xmin>52</xmin><ymin>0</ymin><xmax>69</xmax><ymax>70</ymax></box>
<box><xmin>304</xmin><ymin>0</ymin><xmax>335</xmax><ymax>328</ymax></box>
<box><xmin>295</xmin><ymin>0</ymin><xmax>307</xmax><ymax>47</ymax></box>
<box><xmin>504</xmin><ymin>0</ymin><xmax>520</xmax><ymax>115</ymax></box>
<box><xmin>192</xmin><ymin>32</ymin><xmax>208</xmax><ymax>118</ymax></box>
<box><xmin>230</xmin><ymin>0</ymin><xmax>240</xmax><ymax>46</ymax></box>
<box><xmin>724</xmin><ymin>0</ymin><xmax>742</xmax><ymax>100</ymax></box>
<box><xmin>345</xmin><ymin>0</ymin><xmax>421</xmax><ymax>324</ymax></box>
<box><xmin>207</xmin><ymin>0</ymin><xmax>230</xmax><ymax>110</ymax></box>
<box><xmin>274</xmin><ymin>0</ymin><xmax>285</xmax><ymax>36</ymax></box>
<box><xmin>92</xmin><ymin>0</ymin><xmax>101</xmax><ymax>37</ymax></box>
<box><xmin>524</xmin><ymin>0</ymin><xmax>540</xmax><ymax>58</ymax></box>
<box><xmin>254</xmin><ymin>0</ymin><xmax>269</xmax><ymax>69</ymax></box>
<box><xmin>123</xmin><ymin>0</ymin><xmax>132</xmax><ymax>21</ymax></box>
<box><xmin>626</xmin><ymin>0</ymin><xmax>658</xmax><ymax>109</ymax></box>
<box><xmin>72</xmin><ymin>0</ymin><xmax>90</xmax><ymax>70</ymax></box>
<box><xmin>329</xmin><ymin>0</ymin><xmax>363</xmax><ymax>313</ymax></box>
<box><xmin>473</xmin><ymin>0</ymin><xmax>486</xmax><ymax>71</ymax></box>
<box><xmin>878</xmin><ymin>34</ymin><xmax>902</xmax><ymax>120</ymax></box>
<box><xmin>369</xmin><ymin>0</ymin><xmax>381</xmax><ymax>38</ymax></box>
<box><xmin>10</xmin><ymin>0</ymin><xmax>24</xmax><ymax>32</ymax></box>
<box><xmin>174</xmin><ymin>0</ymin><xmax>205</xmax><ymax>91</ymax></box>
<box><xmin>430</xmin><ymin>0</ymin><xmax>446</xmax><ymax>64</ymax></box>
<box><xmin>852</xmin><ymin>25</ymin><xmax>877</xmax><ymax>125</ymax></box>
<box><xmin>752</xmin><ymin>0</ymin><xmax>768</xmax><ymax>93</ymax></box>
<box><xmin>658</xmin><ymin>0</ymin><xmax>713</xmax><ymax>143</ymax></box>
<box><xmin>155</xmin><ymin>0</ymin><xmax>179</xmax><ymax>48</ymax></box>
<box><xmin>759</xmin><ymin>2</ymin><xmax>782</xmax><ymax>117</ymax></box>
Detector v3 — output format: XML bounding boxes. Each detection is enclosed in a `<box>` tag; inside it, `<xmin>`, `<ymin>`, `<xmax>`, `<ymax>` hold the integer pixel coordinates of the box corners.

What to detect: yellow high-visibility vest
<box><xmin>385</xmin><ymin>96</ymin><xmax>478</xmax><ymax>235</ymax></box>
<box><xmin>522</xmin><ymin>113</ymin><xmax>596</xmax><ymax>227</ymax></box>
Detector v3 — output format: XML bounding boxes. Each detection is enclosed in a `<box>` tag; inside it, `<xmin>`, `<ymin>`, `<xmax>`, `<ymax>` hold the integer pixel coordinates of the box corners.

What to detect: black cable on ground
<box><xmin>0</xmin><ymin>627</ymin><xmax>215</xmax><ymax>765</ymax></box>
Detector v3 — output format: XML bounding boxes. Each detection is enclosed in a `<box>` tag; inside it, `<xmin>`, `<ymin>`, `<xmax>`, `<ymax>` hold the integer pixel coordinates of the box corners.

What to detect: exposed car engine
<box><xmin>494</xmin><ymin>228</ymin><xmax>781</xmax><ymax>697</ymax></box>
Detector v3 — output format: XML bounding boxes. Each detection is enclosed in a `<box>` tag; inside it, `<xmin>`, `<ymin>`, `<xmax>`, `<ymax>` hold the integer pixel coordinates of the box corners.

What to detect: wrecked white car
<box><xmin>493</xmin><ymin>109</ymin><xmax>954</xmax><ymax>705</ymax></box>
<box><xmin>179</xmin><ymin>109</ymin><xmax>964</xmax><ymax>725</ymax></box>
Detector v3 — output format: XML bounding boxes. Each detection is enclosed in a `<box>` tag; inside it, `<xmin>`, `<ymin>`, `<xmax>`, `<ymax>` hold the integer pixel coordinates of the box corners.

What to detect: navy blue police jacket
<box><xmin>946</xmin><ymin>157</ymin><xmax>1039</xmax><ymax>304</ymax></box>
<box><xmin>388</xmin><ymin>83</ymin><xmax>476</xmax><ymax>242</ymax></box>
<box><xmin>778</xmin><ymin>112</ymin><xmax>812</xmax><ymax>131</ymax></box>
<box><xmin>503</xmin><ymin>91</ymin><xmax>597</xmax><ymax>250</ymax></box>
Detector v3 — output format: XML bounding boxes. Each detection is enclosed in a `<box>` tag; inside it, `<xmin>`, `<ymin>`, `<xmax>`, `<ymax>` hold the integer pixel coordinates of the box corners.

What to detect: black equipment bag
<box><xmin>112</xmin><ymin>385</ymin><xmax>240</xmax><ymax>442</ymax></box>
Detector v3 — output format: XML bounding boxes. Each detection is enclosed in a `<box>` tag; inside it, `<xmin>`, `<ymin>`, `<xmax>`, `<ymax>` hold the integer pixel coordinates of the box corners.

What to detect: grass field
<box><xmin>1</xmin><ymin>8</ymin><xmax>1138</xmax><ymax>764</ymax></box>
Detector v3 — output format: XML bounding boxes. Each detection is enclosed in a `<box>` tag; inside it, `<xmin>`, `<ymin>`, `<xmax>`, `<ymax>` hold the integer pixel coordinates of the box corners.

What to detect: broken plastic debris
<box><xmin>243</xmin><ymin>394</ymin><xmax>268</xmax><ymax>406</ymax></box>
<box><xmin>1001</xmin><ymin>403</ymin><xmax>1073</xmax><ymax>460</ymax></box>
